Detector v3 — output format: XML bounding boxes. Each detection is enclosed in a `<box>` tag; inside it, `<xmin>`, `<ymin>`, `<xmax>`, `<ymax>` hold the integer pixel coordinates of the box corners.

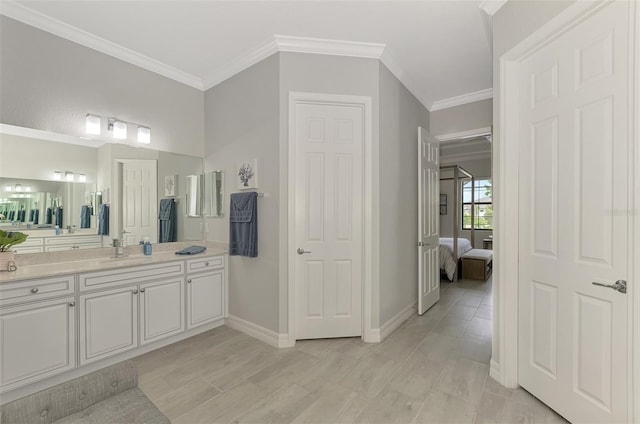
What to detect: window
<box><xmin>462</xmin><ymin>179</ymin><xmax>493</xmax><ymax>230</ymax></box>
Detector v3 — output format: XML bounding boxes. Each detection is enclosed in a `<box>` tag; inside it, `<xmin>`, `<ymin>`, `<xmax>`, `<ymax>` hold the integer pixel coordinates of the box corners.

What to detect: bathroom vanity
<box><xmin>0</xmin><ymin>243</ymin><xmax>227</xmax><ymax>402</ymax></box>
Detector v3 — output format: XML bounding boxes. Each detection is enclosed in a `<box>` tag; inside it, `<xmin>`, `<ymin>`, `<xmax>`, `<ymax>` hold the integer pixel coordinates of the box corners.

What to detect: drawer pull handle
<box><xmin>31</xmin><ymin>287</ymin><xmax>39</xmax><ymax>294</ymax></box>
<box><xmin>205</xmin><ymin>261</ymin><xmax>210</xmax><ymax>266</ymax></box>
<box><xmin>132</xmin><ymin>289</ymin><xmax>138</xmax><ymax>295</ymax></box>
<box><xmin>187</xmin><ymin>279</ymin><xmax>192</xmax><ymax>284</ymax></box>
<box><xmin>69</xmin><ymin>301</ymin><xmax>75</xmax><ymax>307</ymax></box>
<box><xmin>140</xmin><ymin>288</ymin><xmax>146</xmax><ymax>293</ymax></box>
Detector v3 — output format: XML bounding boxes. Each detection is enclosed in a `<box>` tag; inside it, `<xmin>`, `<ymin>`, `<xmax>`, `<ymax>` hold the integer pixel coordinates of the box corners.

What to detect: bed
<box><xmin>439</xmin><ymin>237</ymin><xmax>473</xmax><ymax>280</ymax></box>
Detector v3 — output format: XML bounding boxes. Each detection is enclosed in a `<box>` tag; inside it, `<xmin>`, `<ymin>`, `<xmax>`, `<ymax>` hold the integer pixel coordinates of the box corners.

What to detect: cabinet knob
<box><xmin>132</xmin><ymin>289</ymin><xmax>138</xmax><ymax>295</ymax></box>
<box><xmin>31</xmin><ymin>287</ymin><xmax>39</xmax><ymax>294</ymax></box>
<box><xmin>140</xmin><ymin>288</ymin><xmax>146</xmax><ymax>293</ymax></box>
<box><xmin>187</xmin><ymin>279</ymin><xmax>192</xmax><ymax>284</ymax></box>
<box><xmin>205</xmin><ymin>261</ymin><xmax>210</xmax><ymax>266</ymax></box>
<box><xmin>69</xmin><ymin>301</ymin><xmax>75</xmax><ymax>307</ymax></box>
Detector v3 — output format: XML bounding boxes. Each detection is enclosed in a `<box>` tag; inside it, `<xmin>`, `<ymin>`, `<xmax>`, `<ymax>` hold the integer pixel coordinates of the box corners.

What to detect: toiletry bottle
<box><xmin>54</xmin><ymin>225</ymin><xmax>60</xmax><ymax>235</ymax></box>
<box><xmin>143</xmin><ymin>237</ymin><xmax>152</xmax><ymax>255</ymax></box>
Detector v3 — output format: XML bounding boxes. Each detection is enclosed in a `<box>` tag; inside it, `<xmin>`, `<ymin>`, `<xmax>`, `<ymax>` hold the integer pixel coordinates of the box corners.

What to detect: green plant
<box><xmin>0</xmin><ymin>230</ymin><xmax>28</xmax><ymax>252</ymax></box>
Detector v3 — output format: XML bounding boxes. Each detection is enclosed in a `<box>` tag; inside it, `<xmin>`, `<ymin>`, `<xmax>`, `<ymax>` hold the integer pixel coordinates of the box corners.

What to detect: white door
<box><xmin>293</xmin><ymin>100</ymin><xmax>363</xmax><ymax>339</ymax></box>
<box><xmin>0</xmin><ymin>297</ymin><xmax>75</xmax><ymax>392</ymax></box>
<box><xmin>140</xmin><ymin>278</ymin><xmax>185</xmax><ymax>345</ymax></box>
<box><xmin>79</xmin><ymin>286</ymin><xmax>138</xmax><ymax>365</ymax></box>
<box><xmin>187</xmin><ymin>270</ymin><xmax>224</xmax><ymax>329</ymax></box>
<box><xmin>418</xmin><ymin>127</ymin><xmax>440</xmax><ymax>315</ymax></box>
<box><xmin>518</xmin><ymin>2</ymin><xmax>630</xmax><ymax>422</ymax></box>
<box><xmin>120</xmin><ymin>160</ymin><xmax>157</xmax><ymax>245</ymax></box>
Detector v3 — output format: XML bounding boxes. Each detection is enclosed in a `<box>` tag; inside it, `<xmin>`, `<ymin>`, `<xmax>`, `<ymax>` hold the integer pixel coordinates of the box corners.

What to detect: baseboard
<box><xmin>489</xmin><ymin>359</ymin><xmax>502</xmax><ymax>383</ymax></box>
<box><xmin>225</xmin><ymin>315</ymin><xmax>292</xmax><ymax>348</ymax></box>
<box><xmin>365</xmin><ymin>328</ymin><xmax>381</xmax><ymax>343</ymax></box>
<box><xmin>380</xmin><ymin>302</ymin><xmax>417</xmax><ymax>340</ymax></box>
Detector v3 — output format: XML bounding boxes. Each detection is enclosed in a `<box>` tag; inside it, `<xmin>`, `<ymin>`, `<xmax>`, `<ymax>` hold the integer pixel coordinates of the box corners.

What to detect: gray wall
<box><xmin>0</xmin><ymin>16</ymin><xmax>204</xmax><ymax>157</ymax></box>
<box><xmin>204</xmin><ymin>54</ymin><xmax>281</xmax><ymax>333</ymax></box>
<box><xmin>378</xmin><ymin>63</ymin><xmax>429</xmax><ymax>325</ymax></box>
<box><xmin>430</xmin><ymin>98</ymin><xmax>492</xmax><ymax>137</ymax></box>
<box><xmin>491</xmin><ymin>0</ymin><xmax>575</xmax><ymax>370</ymax></box>
<box><xmin>278</xmin><ymin>52</ymin><xmax>380</xmax><ymax>332</ymax></box>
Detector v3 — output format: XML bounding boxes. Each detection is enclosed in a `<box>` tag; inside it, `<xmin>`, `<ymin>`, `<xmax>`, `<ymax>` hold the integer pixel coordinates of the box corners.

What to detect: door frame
<box><xmin>286</xmin><ymin>92</ymin><xmax>374</xmax><ymax>345</ymax></box>
<box><xmin>494</xmin><ymin>1</ymin><xmax>639</xmax><ymax>421</ymax></box>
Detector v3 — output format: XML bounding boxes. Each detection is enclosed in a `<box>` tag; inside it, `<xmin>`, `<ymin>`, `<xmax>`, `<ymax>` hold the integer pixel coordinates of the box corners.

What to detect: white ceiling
<box><xmin>2</xmin><ymin>0</ymin><xmax>495</xmax><ymax>111</ymax></box>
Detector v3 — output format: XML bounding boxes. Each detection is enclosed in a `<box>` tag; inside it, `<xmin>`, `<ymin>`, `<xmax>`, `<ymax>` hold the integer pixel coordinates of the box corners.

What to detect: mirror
<box><xmin>204</xmin><ymin>171</ymin><xmax>224</xmax><ymax>218</ymax></box>
<box><xmin>0</xmin><ymin>126</ymin><xmax>205</xmax><ymax>251</ymax></box>
<box><xmin>185</xmin><ymin>174</ymin><xmax>202</xmax><ymax>218</ymax></box>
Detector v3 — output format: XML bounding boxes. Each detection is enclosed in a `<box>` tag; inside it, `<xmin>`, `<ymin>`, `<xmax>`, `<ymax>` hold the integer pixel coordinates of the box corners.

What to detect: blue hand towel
<box><xmin>229</xmin><ymin>192</ymin><xmax>258</xmax><ymax>257</ymax></box>
<box><xmin>175</xmin><ymin>245</ymin><xmax>207</xmax><ymax>255</ymax></box>
<box><xmin>98</xmin><ymin>204</ymin><xmax>109</xmax><ymax>235</ymax></box>
<box><xmin>159</xmin><ymin>199</ymin><xmax>177</xmax><ymax>243</ymax></box>
<box><xmin>80</xmin><ymin>205</ymin><xmax>91</xmax><ymax>228</ymax></box>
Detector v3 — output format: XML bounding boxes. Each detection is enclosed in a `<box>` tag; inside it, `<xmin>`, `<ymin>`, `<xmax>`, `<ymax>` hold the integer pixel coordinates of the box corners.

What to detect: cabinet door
<box><xmin>79</xmin><ymin>286</ymin><xmax>138</xmax><ymax>365</ymax></box>
<box><xmin>0</xmin><ymin>297</ymin><xmax>76</xmax><ymax>393</ymax></box>
<box><xmin>140</xmin><ymin>278</ymin><xmax>185</xmax><ymax>345</ymax></box>
<box><xmin>187</xmin><ymin>270</ymin><xmax>224</xmax><ymax>329</ymax></box>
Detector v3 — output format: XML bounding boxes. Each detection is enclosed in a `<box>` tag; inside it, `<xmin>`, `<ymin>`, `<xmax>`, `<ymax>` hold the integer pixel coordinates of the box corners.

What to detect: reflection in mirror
<box><xmin>185</xmin><ymin>174</ymin><xmax>203</xmax><ymax>218</ymax></box>
<box><xmin>0</xmin><ymin>177</ymin><xmax>96</xmax><ymax>230</ymax></box>
<box><xmin>0</xmin><ymin>126</ymin><xmax>205</xmax><ymax>253</ymax></box>
<box><xmin>204</xmin><ymin>171</ymin><xmax>224</xmax><ymax>218</ymax></box>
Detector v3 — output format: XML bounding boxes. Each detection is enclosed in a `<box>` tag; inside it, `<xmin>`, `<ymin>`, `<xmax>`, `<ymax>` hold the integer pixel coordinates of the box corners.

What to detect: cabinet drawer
<box><xmin>186</xmin><ymin>256</ymin><xmax>224</xmax><ymax>273</ymax></box>
<box><xmin>45</xmin><ymin>243</ymin><xmax>101</xmax><ymax>252</ymax></box>
<box><xmin>79</xmin><ymin>261</ymin><xmax>184</xmax><ymax>291</ymax></box>
<box><xmin>0</xmin><ymin>275</ymin><xmax>75</xmax><ymax>307</ymax></box>
<box><xmin>45</xmin><ymin>235</ymin><xmax>102</xmax><ymax>246</ymax></box>
<box><xmin>19</xmin><ymin>237</ymin><xmax>44</xmax><ymax>247</ymax></box>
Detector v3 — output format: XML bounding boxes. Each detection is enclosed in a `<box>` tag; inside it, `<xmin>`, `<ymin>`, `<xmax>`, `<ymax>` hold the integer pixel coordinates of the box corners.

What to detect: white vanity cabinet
<box><xmin>186</xmin><ymin>257</ymin><xmax>225</xmax><ymax>329</ymax></box>
<box><xmin>79</xmin><ymin>285</ymin><xmax>139</xmax><ymax>365</ymax></box>
<box><xmin>0</xmin><ymin>252</ymin><xmax>227</xmax><ymax>399</ymax></box>
<box><xmin>139</xmin><ymin>277</ymin><xmax>185</xmax><ymax>345</ymax></box>
<box><xmin>0</xmin><ymin>297</ymin><xmax>76</xmax><ymax>392</ymax></box>
<box><xmin>45</xmin><ymin>235</ymin><xmax>103</xmax><ymax>252</ymax></box>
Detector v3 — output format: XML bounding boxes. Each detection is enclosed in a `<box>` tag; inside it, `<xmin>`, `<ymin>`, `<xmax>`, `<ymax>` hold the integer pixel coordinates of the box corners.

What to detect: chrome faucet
<box><xmin>112</xmin><ymin>230</ymin><xmax>130</xmax><ymax>258</ymax></box>
<box><xmin>66</xmin><ymin>225</ymin><xmax>76</xmax><ymax>234</ymax></box>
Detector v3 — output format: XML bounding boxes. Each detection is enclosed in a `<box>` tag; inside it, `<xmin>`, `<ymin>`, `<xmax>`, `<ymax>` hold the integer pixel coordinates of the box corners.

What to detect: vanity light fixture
<box><xmin>5</xmin><ymin>185</ymin><xmax>12</xmax><ymax>192</ymax></box>
<box><xmin>137</xmin><ymin>126</ymin><xmax>151</xmax><ymax>144</ymax></box>
<box><xmin>85</xmin><ymin>114</ymin><xmax>101</xmax><ymax>135</ymax></box>
<box><xmin>14</xmin><ymin>184</ymin><xmax>22</xmax><ymax>192</ymax></box>
<box><xmin>66</xmin><ymin>172</ymin><xmax>75</xmax><ymax>182</ymax></box>
<box><xmin>53</xmin><ymin>171</ymin><xmax>63</xmax><ymax>180</ymax></box>
<box><xmin>109</xmin><ymin>119</ymin><xmax>127</xmax><ymax>140</ymax></box>
<box><xmin>77</xmin><ymin>174</ymin><xmax>87</xmax><ymax>183</ymax></box>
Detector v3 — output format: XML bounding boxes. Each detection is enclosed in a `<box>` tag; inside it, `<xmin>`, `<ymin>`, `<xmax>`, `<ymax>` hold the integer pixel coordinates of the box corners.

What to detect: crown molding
<box><xmin>479</xmin><ymin>0</ymin><xmax>508</xmax><ymax>16</ymax></box>
<box><xmin>1</xmin><ymin>2</ymin><xmax>493</xmax><ymax>111</ymax></box>
<box><xmin>202</xmin><ymin>38</ymin><xmax>279</xmax><ymax>90</ymax></box>
<box><xmin>0</xmin><ymin>0</ymin><xmax>204</xmax><ymax>90</ymax></box>
<box><xmin>430</xmin><ymin>88</ymin><xmax>493</xmax><ymax>111</ymax></box>
<box><xmin>275</xmin><ymin>35</ymin><xmax>385</xmax><ymax>59</ymax></box>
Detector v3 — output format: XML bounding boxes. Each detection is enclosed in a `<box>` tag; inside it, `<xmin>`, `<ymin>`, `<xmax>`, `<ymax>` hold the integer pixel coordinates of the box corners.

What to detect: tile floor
<box><xmin>134</xmin><ymin>276</ymin><xmax>568</xmax><ymax>423</ymax></box>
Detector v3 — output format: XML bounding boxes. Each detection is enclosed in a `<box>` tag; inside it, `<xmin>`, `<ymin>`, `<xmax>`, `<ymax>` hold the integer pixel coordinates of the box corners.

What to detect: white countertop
<box><xmin>0</xmin><ymin>241</ymin><xmax>227</xmax><ymax>283</ymax></box>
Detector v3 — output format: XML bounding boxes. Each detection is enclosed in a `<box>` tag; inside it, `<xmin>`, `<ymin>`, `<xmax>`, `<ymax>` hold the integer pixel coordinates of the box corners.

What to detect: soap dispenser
<box><xmin>143</xmin><ymin>237</ymin><xmax>152</xmax><ymax>255</ymax></box>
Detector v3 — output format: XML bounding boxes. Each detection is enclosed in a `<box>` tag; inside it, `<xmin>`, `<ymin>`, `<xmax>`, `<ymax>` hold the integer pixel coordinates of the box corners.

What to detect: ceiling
<box><xmin>1</xmin><ymin>1</ymin><xmax>495</xmax><ymax>111</ymax></box>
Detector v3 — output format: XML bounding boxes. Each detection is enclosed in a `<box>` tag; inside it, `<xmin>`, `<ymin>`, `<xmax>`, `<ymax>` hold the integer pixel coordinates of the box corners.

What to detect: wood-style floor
<box><xmin>133</xmin><ymin>277</ymin><xmax>567</xmax><ymax>423</ymax></box>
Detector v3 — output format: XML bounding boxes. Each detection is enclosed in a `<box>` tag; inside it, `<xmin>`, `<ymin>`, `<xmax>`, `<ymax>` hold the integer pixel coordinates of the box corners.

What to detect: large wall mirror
<box><xmin>0</xmin><ymin>125</ymin><xmax>205</xmax><ymax>253</ymax></box>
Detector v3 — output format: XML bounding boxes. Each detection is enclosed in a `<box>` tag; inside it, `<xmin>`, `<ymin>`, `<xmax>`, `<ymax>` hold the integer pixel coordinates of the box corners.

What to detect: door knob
<box><xmin>297</xmin><ymin>248</ymin><xmax>311</xmax><ymax>255</ymax></box>
<box><xmin>592</xmin><ymin>280</ymin><xmax>627</xmax><ymax>294</ymax></box>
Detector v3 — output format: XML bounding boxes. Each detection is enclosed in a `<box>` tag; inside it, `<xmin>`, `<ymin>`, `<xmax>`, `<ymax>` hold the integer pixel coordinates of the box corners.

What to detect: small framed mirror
<box><xmin>204</xmin><ymin>170</ymin><xmax>224</xmax><ymax>218</ymax></box>
<box><xmin>185</xmin><ymin>174</ymin><xmax>202</xmax><ymax>217</ymax></box>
